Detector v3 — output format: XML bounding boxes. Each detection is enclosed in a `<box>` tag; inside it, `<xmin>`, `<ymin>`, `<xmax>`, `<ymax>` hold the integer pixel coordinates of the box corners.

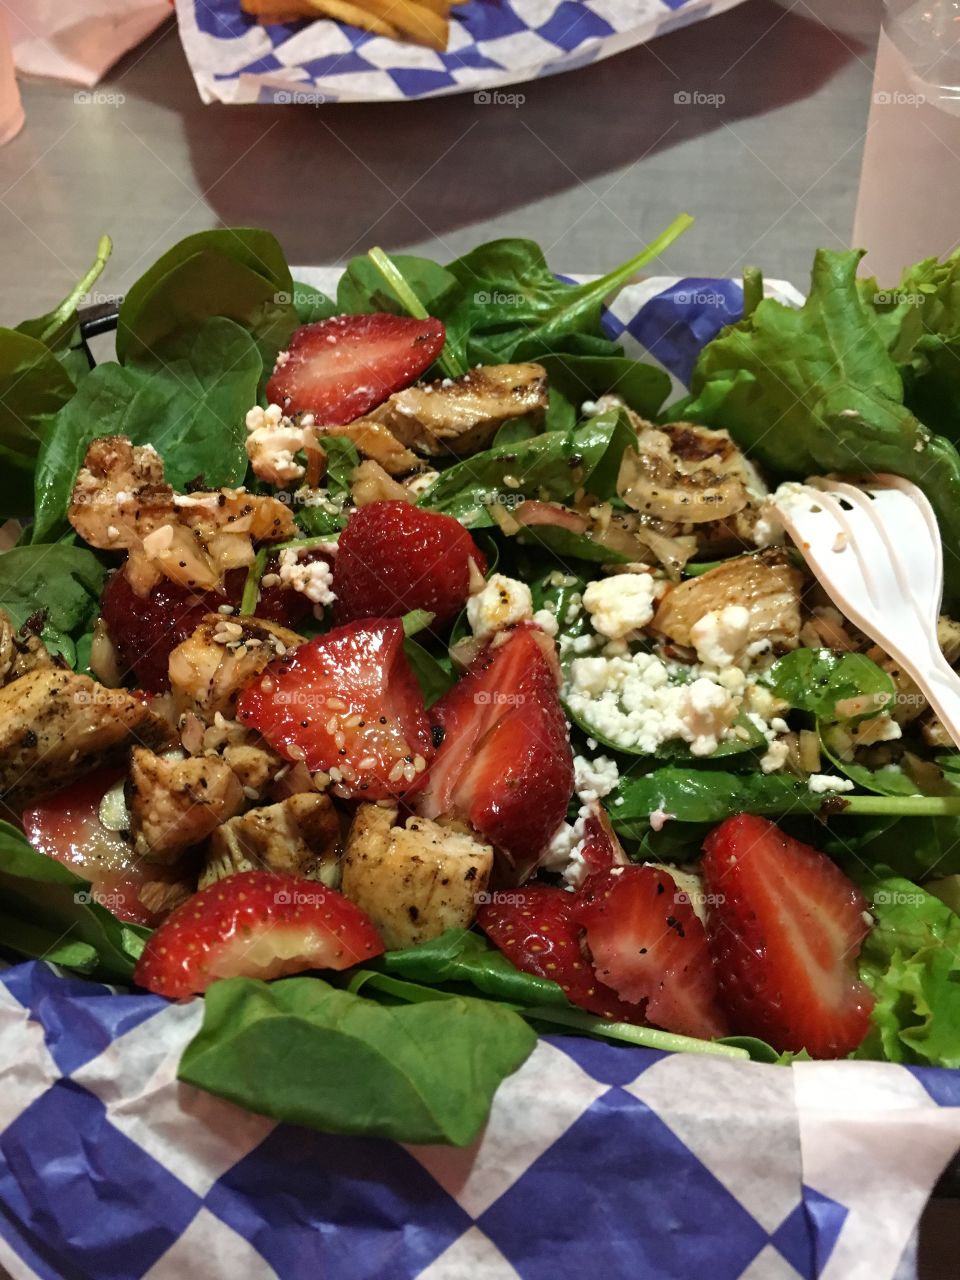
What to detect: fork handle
<box><xmin>897</xmin><ymin>647</ymin><xmax>960</xmax><ymax>752</ymax></box>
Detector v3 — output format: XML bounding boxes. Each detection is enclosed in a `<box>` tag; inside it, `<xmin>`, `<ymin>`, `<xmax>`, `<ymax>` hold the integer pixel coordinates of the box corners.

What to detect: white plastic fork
<box><xmin>770</xmin><ymin>474</ymin><xmax>960</xmax><ymax>749</ymax></box>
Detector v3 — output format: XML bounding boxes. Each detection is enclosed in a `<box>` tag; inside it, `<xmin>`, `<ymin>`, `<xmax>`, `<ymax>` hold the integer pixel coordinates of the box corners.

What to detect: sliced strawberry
<box><xmin>579</xmin><ymin>803</ymin><xmax>629</xmax><ymax>877</ymax></box>
<box><xmin>701</xmin><ymin>814</ymin><xmax>874</xmax><ymax>1058</ymax></box>
<box><xmin>577</xmin><ymin>866</ymin><xmax>730</xmax><ymax>1040</ymax></box>
<box><xmin>22</xmin><ymin>770</ymin><xmax>185</xmax><ymax>927</ymax></box>
<box><xmin>416</xmin><ymin>627</ymin><xmax>574</xmax><ymax>881</ymax></box>
<box><xmin>265</xmin><ymin>314</ymin><xmax>445</xmax><ymax>422</ymax></box>
<box><xmin>134</xmin><ymin>870</ymin><xmax>384</xmax><ymax>999</ymax></box>
<box><xmin>333</xmin><ymin>501</ymin><xmax>487</xmax><ymax>628</ymax></box>
<box><xmin>478</xmin><ymin>885</ymin><xmax>645</xmax><ymax>1022</ymax></box>
<box><xmin>236</xmin><ymin>618</ymin><xmax>433</xmax><ymax>800</ymax></box>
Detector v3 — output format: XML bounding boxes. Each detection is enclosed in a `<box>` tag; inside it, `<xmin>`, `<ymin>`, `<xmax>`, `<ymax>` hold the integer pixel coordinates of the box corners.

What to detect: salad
<box><xmin>3</xmin><ymin>221</ymin><xmax>960</xmax><ymax>1145</ymax></box>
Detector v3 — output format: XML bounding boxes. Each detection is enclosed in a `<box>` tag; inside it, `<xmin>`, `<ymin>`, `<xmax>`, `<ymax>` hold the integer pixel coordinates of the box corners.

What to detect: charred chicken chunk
<box><xmin>0</xmin><ymin>609</ymin><xmax>54</xmax><ymax>687</ymax></box>
<box><xmin>0</xmin><ymin>669</ymin><xmax>172</xmax><ymax>810</ymax></box>
<box><xmin>198</xmin><ymin>792</ymin><xmax>341</xmax><ymax>891</ymax></box>
<box><xmin>362</xmin><ymin>363</ymin><xmax>548</xmax><ymax>459</ymax></box>
<box><xmin>617</xmin><ymin>422</ymin><xmax>770</xmax><ymax>554</ymax></box>
<box><xmin>68</xmin><ymin>436</ymin><xmax>295</xmax><ymax>596</ymax></box>
<box><xmin>651</xmin><ymin>550</ymin><xmax>803</xmax><ymax>660</ymax></box>
<box><xmin>129</xmin><ymin>748</ymin><xmax>244</xmax><ymax>863</ymax></box>
<box><xmin>341</xmin><ymin>803</ymin><xmax>493</xmax><ymax>950</ymax></box>
<box><xmin>168</xmin><ymin>613</ymin><xmax>305</xmax><ymax>722</ymax></box>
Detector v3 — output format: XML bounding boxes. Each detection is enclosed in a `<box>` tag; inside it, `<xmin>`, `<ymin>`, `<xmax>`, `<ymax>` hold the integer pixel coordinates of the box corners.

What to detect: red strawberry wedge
<box><xmin>701</xmin><ymin>815</ymin><xmax>874</xmax><ymax>1058</ymax></box>
<box><xmin>578</xmin><ymin>803</ymin><xmax>629</xmax><ymax>878</ymax></box>
<box><xmin>334</xmin><ymin>501</ymin><xmax>488</xmax><ymax>628</ymax></box>
<box><xmin>266</xmin><ymin>314</ymin><xmax>445</xmax><ymax>422</ymax></box>
<box><xmin>236</xmin><ymin>619</ymin><xmax>434</xmax><ymax>800</ymax></box>
<box><xmin>415</xmin><ymin>627</ymin><xmax>574</xmax><ymax>880</ymax></box>
<box><xmin>577</xmin><ymin>866</ymin><xmax>730</xmax><ymax>1040</ymax></box>
<box><xmin>478</xmin><ymin>885</ymin><xmax>645</xmax><ymax>1023</ymax></box>
<box><xmin>134</xmin><ymin>871</ymin><xmax>384</xmax><ymax>999</ymax></box>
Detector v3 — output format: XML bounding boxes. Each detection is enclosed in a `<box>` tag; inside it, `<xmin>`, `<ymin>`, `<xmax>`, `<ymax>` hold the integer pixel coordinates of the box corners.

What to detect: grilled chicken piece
<box><xmin>363</xmin><ymin>363</ymin><xmax>548</xmax><ymax>459</ymax></box>
<box><xmin>69</xmin><ymin>436</ymin><xmax>295</xmax><ymax>596</ymax></box>
<box><xmin>312</xmin><ymin>421</ymin><xmax>421</xmax><ymax>477</ymax></box>
<box><xmin>350</xmin><ymin>459</ymin><xmax>413</xmax><ymax>506</ymax></box>
<box><xmin>0</xmin><ymin>669</ymin><xmax>172</xmax><ymax>809</ymax></box>
<box><xmin>652</xmin><ymin>550</ymin><xmax>803</xmax><ymax>658</ymax></box>
<box><xmin>0</xmin><ymin>610</ymin><xmax>54</xmax><ymax>687</ymax></box>
<box><xmin>222</xmin><ymin>742</ymin><xmax>283</xmax><ymax>799</ymax></box>
<box><xmin>129</xmin><ymin>748</ymin><xmax>244</xmax><ymax>863</ymax></box>
<box><xmin>198</xmin><ymin>792</ymin><xmax>341</xmax><ymax>891</ymax></box>
<box><xmin>168</xmin><ymin>613</ymin><xmax>304</xmax><ymax>722</ymax></box>
<box><xmin>341</xmin><ymin>802</ymin><xmax>493</xmax><ymax>950</ymax></box>
<box><xmin>617</xmin><ymin>422</ymin><xmax>769</xmax><ymax>554</ymax></box>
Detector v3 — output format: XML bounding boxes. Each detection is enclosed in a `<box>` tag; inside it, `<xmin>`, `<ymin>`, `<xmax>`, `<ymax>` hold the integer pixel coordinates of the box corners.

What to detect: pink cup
<box><xmin>0</xmin><ymin>15</ymin><xmax>24</xmax><ymax>146</ymax></box>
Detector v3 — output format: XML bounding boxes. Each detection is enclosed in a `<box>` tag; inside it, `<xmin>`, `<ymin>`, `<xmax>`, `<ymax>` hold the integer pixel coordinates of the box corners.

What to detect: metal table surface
<box><xmin>2</xmin><ymin>2</ymin><xmax>959</xmax><ymax>1275</ymax></box>
<box><xmin>0</xmin><ymin>0</ymin><xmax>879</xmax><ymax>326</ymax></box>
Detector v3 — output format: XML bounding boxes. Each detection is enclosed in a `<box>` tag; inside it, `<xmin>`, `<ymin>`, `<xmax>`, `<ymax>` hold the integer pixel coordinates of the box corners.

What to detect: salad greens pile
<box><xmin>6</xmin><ymin>223</ymin><xmax>960</xmax><ymax>1144</ymax></box>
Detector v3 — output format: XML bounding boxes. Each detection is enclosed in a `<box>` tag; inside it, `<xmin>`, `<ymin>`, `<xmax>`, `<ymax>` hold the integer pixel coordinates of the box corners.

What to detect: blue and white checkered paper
<box><xmin>1</xmin><ymin>271</ymin><xmax>958</xmax><ymax>1280</ymax></box>
<box><xmin>174</xmin><ymin>0</ymin><xmax>749</xmax><ymax>104</ymax></box>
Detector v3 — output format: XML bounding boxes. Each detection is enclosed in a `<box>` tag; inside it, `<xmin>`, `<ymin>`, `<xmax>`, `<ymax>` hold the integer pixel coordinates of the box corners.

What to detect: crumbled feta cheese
<box><xmin>466</xmin><ymin>573</ymin><xmax>533</xmax><ymax>640</ymax></box>
<box><xmin>752</xmin><ymin>513</ymin><xmax>780</xmax><ymax>548</ymax></box>
<box><xmin>760</xmin><ymin>739</ymin><xmax>790</xmax><ymax>773</ymax></box>
<box><xmin>573</xmin><ymin>754</ymin><xmax>619</xmax><ymax>803</ymax></box>
<box><xmin>582</xmin><ymin>572</ymin><xmax>660</xmax><ymax>640</ymax></box>
<box><xmin>245</xmin><ymin>403</ymin><xmax>313</xmax><ymax>486</ymax></box>
<box><xmin>565</xmin><ymin>650</ymin><xmax>736</xmax><ymax>756</ymax></box>
<box><xmin>277</xmin><ymin>547</ymin><xmax>336</xmax><ymax>607</ymax></box>
<box><xmin>649</xmin><ymin>807</ymin><xmax>674</xmax><ymax>832</ymax></box>
<box><xmin>532</xmin><ymin>608</ymin><xmax>559</xmax><ymax>637</ymax></box>
<box><xmin>541</xmin><ymin>808</ymin><xmax>592</xmax><ymax>889</ymax></box>
<box><xmin>690</xmin><ymin>605</ymin><xmax>751</xmax><ymax>668</ymax></box>
<box><xmin>807</xmin><ymin>773</ymin><xmax>855</xmax><ymax>794</ymax></box>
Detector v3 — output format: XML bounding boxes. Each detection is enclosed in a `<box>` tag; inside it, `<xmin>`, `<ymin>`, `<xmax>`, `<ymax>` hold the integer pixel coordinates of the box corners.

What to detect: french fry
<box><xmin>241</xmin><ymin>0</ymin><xmax>315</xmax><ymax>18</ymax></box>
<box><xmin>303</xmin><ymin>0</ymin><xmax>400</xmax><ymax>39</ymax></box>
<box><xmin>345</xmin><ymin>0</ymin><xmax>449</xmax><ymax>49</ymax></box>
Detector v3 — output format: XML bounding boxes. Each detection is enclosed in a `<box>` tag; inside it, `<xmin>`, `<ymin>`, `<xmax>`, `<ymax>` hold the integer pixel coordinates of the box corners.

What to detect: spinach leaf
<box><xmin>610</xmin><ymin>769</ymin><xmax>820</xmax><ymax>829</ymax></box>
<box><xmin>854</xmin><ymin>877</ymin><xmax>960</xmax><ymax>1067</ymax></box>
<box><xmin>117</xmin><ymin>230</ymin><xmax>296</xmax><ymax>368</ymax></box>
<box><xmin>322</xmin><ymin>435</ymin><xmax>361</xmax><ymax>498</ymax></box>
<box><xmin>337</xmin><ymin>252</ymin><xmax>461</xmax><ymax>320</ymax></box>
<box><xmin>404</xmin><ymin>638</ymin><xmax>455</xmax><ymax>708</ymax></box>
<box><xmin>292</xmin><ymin>281</ymin><xmax>337</xmax><ymax>324</ymax></box>
<box><xmin>762</xmin><ymin>649</ymin><xmax>895</xmax><ymax>723</ymax></box>
<box><xmin>445</xmin><ymin>216</ymin><xmax>693</xmax><ymax>364</ymax></box>
<box><xmin>536</xmin><ymin>353</ymin><xmax>670</xmax><ymax>420</ymax></box>
<box><xmin>0</xmin><ymin>821</ymin><xmax>146</xmax><ymax>980</ymax></box>
<box><xmin>682</xmin><ymin>248</ymin><xmax>960</xmax><ymax>608</ymax></box>
<box><xmin>177</xmin><ymin>973</ymin><xmax>536</xmax><ymax>1145</ymax></box>
<box><xmin>32</xmin><ymin>318</ymin><xmax>261</xmax><ymax>543</ymax></box>
<box><xmin>0</xmin><ymin>544</ymin><xmax>105</xmax><ymax>636</ymax></box>
<box><xmin>16</xmin><ymin>235</ymin><xmax>112</xmax><ymax>353</ymax></box>
<box><xmin>513</xmin><ymin>524</ymin><xmax>632</xmax><ymax>565</ymax></box>
<box><xmin>418</xmin><ymin>410</ymin><xmax>634</xmax><ymax>526</ymax></box>
<box><xmin>0</xmin><ymin>329</ymin><xmax>77</xmax><ymax>516</ymax></box>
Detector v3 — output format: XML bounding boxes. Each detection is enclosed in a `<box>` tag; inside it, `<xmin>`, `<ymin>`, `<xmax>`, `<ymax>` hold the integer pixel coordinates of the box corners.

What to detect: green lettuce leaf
<box><xmin>762</xmin><ymin>649</ymin><xmax>895</xmax><ymax>722</ymax></box>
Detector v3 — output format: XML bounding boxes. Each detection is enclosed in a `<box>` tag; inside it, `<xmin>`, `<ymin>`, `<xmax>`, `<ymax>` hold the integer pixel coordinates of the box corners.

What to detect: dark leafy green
<box><xmin>0</xmin><ymin>329</ymin><xmax>77</xmax><ymax>516</ymax></box>
<box><xmin>292</xmin><ymin>280</ymin><xmax>338</xmax><ymax>324</ymax></box>
<box><xmin>32</xmin><ymin>318</ymin><xmax>262</xmax><ymax>543</ymax></box>
<box><xmin>762</xmin><ymin>649</ymin><xmax>895</xmax><ymax>723</ymax></box>
<box><xmin>854</xmin><ymin>877</ymin><xmax>960</xmax><ymax>1067</ymax></box>
<box><xmin>177</xmin><ymin>973</ymin><xmax>536</xmax><ymax>1145</ymax></box>
<box><xmin>0</xmin><ymin>544</ymin><xmax>105</xmax><ymax>636</ymax></box>
<box><xmin>536</xmin><ymin>352</ymin><xmax>670</xmax><ymax>423</ymax></box>
<box><xmin>116</xmin><ymin>230</ymin><xmax>296</xmax><ymax>369</ymax></box>
<box><xmin>0</xmin><ymin>822</ymin><xmax>145</xmax><ymax>980</ymax></box>
<box><xmin>16</xmin><ymin>236</ymin><xmax>112</xmax><ymax>353</ymax></box>
<box><xmin>419</xmin><ymin>410</ymin><xmax>634</xmax><ymax>526</ymax></box>
<box><xmin>404</xmin><ymin>639</ymin><xmax>455</xmax><ymax>708</ymax></box>
<box><xmin>321</xmin><ymin>435</ymin><xmax>361</xmax><ymax>498</ymax></box>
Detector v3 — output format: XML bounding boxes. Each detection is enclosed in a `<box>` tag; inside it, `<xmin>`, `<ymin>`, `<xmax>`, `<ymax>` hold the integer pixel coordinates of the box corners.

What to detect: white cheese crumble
<box><xmin>690</xmin><ymin>605</ymin><xmax>751</xmax><ymax>668</ymax></box>
<box><xmin>277</xmin><ymin>547</ymin><xmax>336</xmax><ymax>606</ymax></box>
<box><xmin>466</xmin><ymin>573</ymin><xmax>533</xmax><ymax>640</ymax></box>
<box><xmin>245</xmin><ymin>403</ymin><xmax>314</xmax><ymax>486</ymax></box>
<box><xmin>582</xmin><ymin>572</ymin><xmax>661</xmax><ymax>640</ymax></box>
<box><xmin>565</xmin><ymin>650</ymin><xmax>737</xmax><ymax>757</ymax></box>
<box><xmin>532</xmin><ymin>608</ymin><xmax>559</xmax><ymax>637</ymax></box>
<box><xmin>807</xmin><ymin>773</ymin><xmax>855</xmax><ymax>794</ymax></box>
<box><xmin>573</xmin><ymin>754</ymin><xmax>619</xmax><ymax>803</ymax></box>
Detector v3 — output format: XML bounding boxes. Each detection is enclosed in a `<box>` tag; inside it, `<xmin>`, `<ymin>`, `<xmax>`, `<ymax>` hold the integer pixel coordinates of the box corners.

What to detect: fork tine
<box><xmin>801</xmin><ymin>483</ymin><xmax>888</xmax><ymax>612</ymax></box>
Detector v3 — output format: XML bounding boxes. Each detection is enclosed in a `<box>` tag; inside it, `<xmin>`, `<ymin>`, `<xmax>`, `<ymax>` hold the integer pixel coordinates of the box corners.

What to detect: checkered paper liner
<box><xmin>1</xmin><ymin>271</ymin><xmax>959</xmax><ymax>1280</ymax></box>
<box><xmin>173</xmin><ymin>0</ymin><xmax>749</xmax><ymax>105</ymax></box>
